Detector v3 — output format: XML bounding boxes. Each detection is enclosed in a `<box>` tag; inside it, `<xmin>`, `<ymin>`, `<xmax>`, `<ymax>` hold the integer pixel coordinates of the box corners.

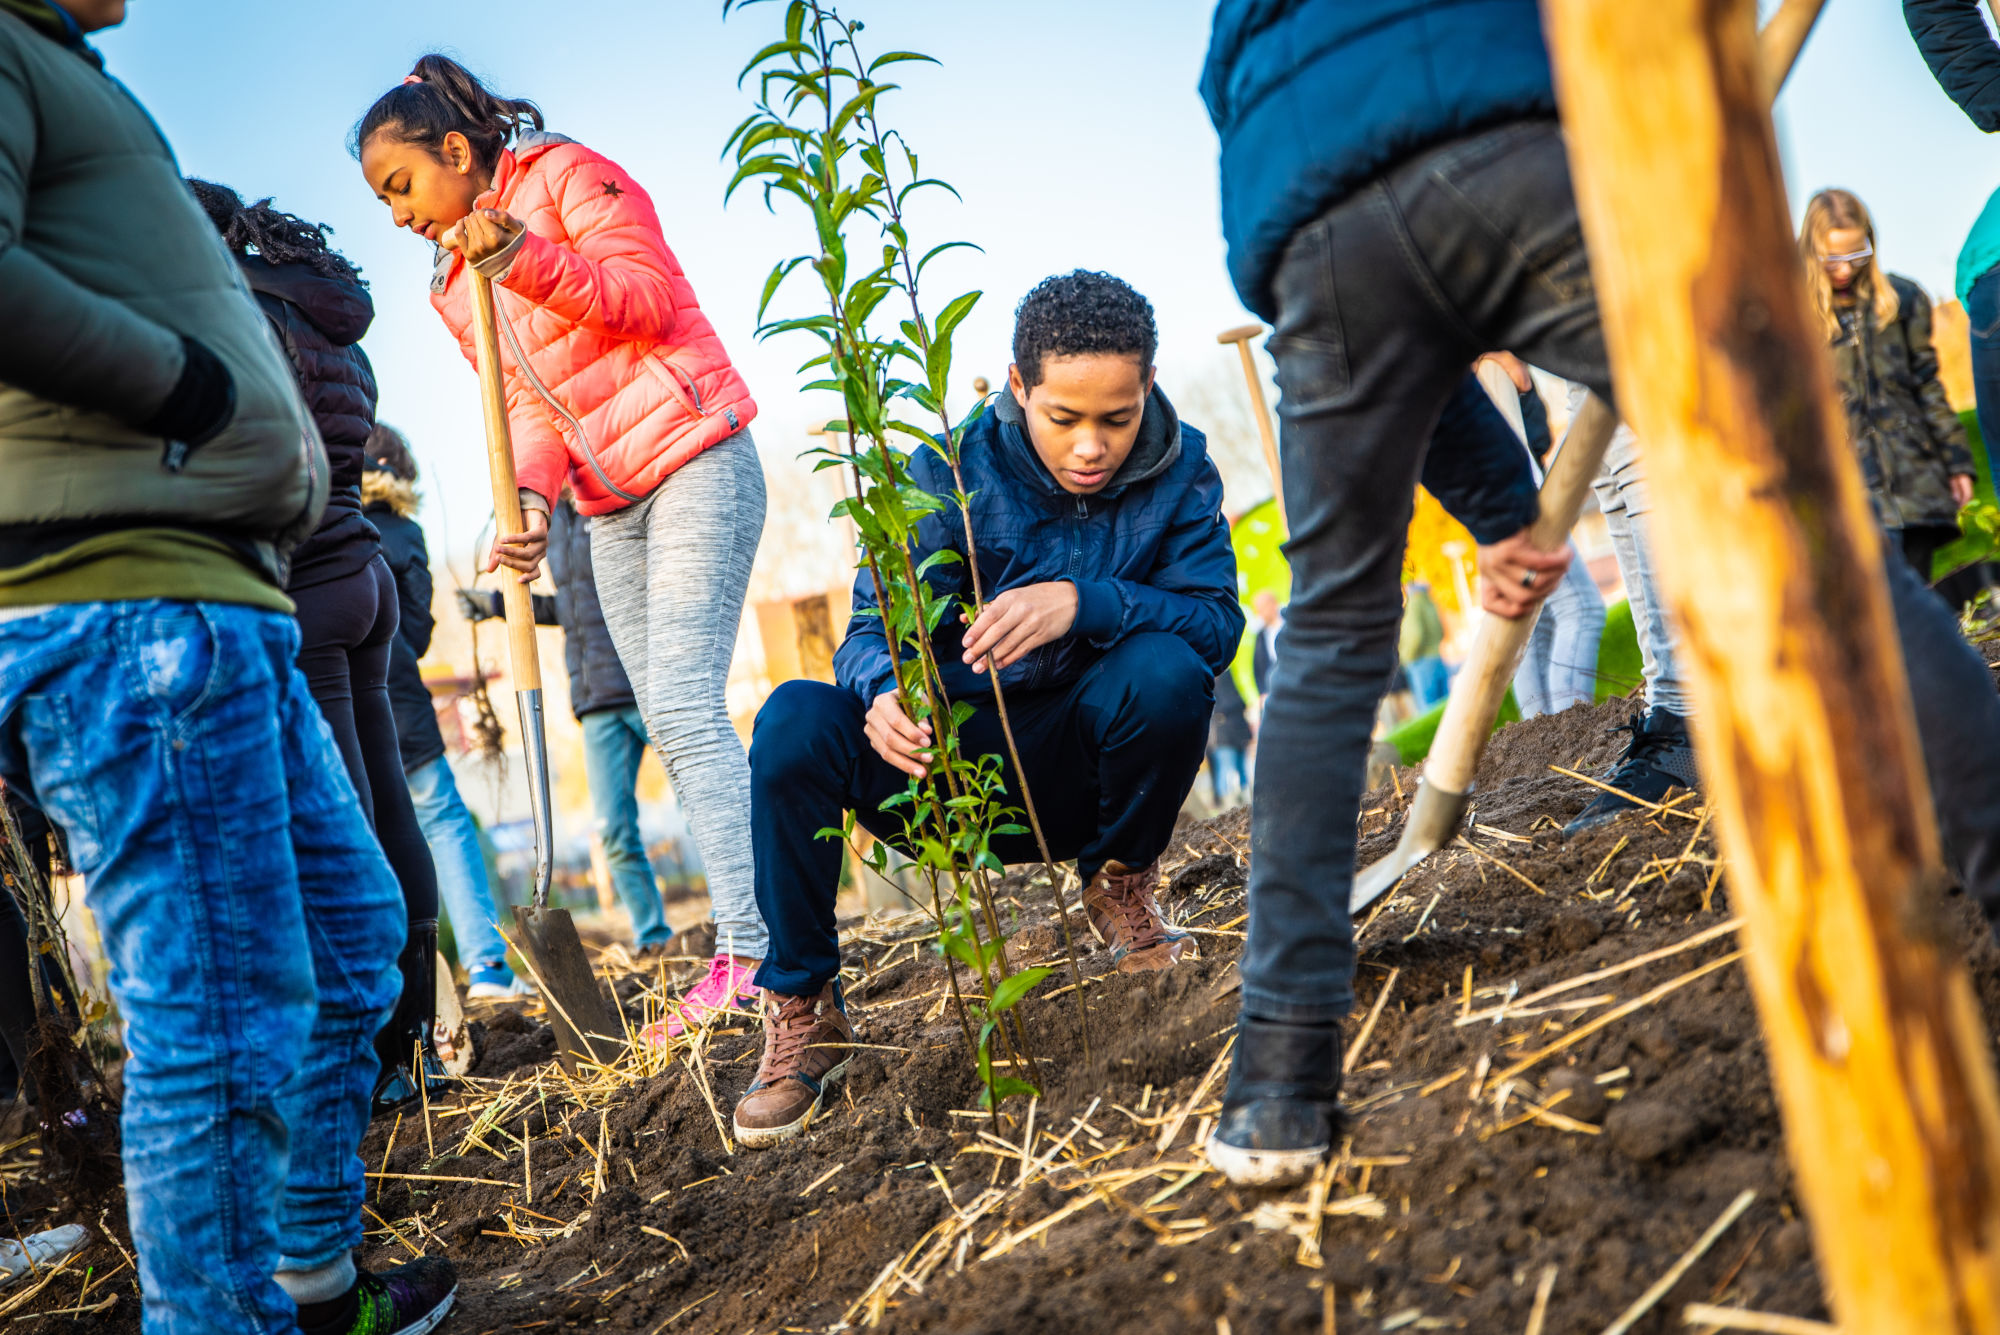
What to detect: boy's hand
<box><xmin>1477</xmin><ymin>527</ymin><xmax>1572</xmax><ymax>619</ymax></box>
<box><xmin>1953</xmin><ymin>472</ymin><xmax>1977</xmax><ymax>508</ymax></box>
<box><xmin>442</xmin><ymin>208</ymin><xmax>525</xmax><ymax>265</ymax></box>
<box><xmin>484</xmin><ymin>509</ymin><xmax>549</xmax><ymax>585</ymax></box>
<box><xmin>866</xmin><ymin>692</ymin><xmax>932</xmax><ymax>778</ymax></box>
<box><xmin>961</xmin><ymin>582</ymin><xmax>1079</xmax><ymax>672</ymax></box>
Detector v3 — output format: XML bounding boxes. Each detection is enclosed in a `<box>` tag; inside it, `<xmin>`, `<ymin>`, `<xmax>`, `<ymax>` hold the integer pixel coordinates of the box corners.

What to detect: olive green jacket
<box><xmin>1830</xmin><ymin>272</ymin><xmax>1977</xmax><ymax>530</ymax></box>
<box><xmin>0</xmin><ymin>6</ymin><xmax>325</xmax><ymax>587</ymax></box>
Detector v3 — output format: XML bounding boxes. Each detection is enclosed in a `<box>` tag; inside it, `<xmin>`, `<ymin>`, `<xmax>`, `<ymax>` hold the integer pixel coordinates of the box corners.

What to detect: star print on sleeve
<box><xmin>601</xmin><ymin>180</ymin><xmax>625</xmax><ymax>198</ymax></box>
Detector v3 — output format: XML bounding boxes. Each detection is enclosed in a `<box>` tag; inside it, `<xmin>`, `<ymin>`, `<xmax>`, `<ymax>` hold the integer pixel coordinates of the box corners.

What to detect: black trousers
<box><xmin>1242</xmin><ymin>118</ymin><xmax>2000</xmax><ymax>1023</ymax></box>
<box><xmin>292</xmin><ymin>557</ymin><xmax>438</xmax><ymax>925</ymax></box>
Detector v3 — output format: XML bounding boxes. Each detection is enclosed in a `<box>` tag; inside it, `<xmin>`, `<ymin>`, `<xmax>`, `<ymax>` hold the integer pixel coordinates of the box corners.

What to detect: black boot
<box><xmin>372</xmin><ymin>921</ymin><xmax>455</xmax><ymax>1119</ymax></box>
<box><xmin>1206</xmin><ymin>1015</ymin><xmax>1343</xmax><ymax>1187</ymax></box>
<box><xmin>295</xmin><ymin>1257</ymin><xmax>459</xmax><ymax>1335</ymax></box>
<box><xmin>1563</xmin><ymin>707</ymin><xmax>1699</xmax><ymax>834</ymax></box>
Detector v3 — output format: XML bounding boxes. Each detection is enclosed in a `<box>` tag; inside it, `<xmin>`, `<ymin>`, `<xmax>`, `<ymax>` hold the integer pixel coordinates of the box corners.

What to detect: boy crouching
<box><xmin>735</xmin><ymin>271</ymin><xmax>1246</xmax><ymax>1147</ymax></box>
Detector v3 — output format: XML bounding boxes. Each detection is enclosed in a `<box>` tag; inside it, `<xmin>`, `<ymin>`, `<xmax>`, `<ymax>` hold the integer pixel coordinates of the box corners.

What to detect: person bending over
<box><xmin>734</xmin><ymin>271</ymin><xmax>1245</xmax><ymax>1148</ymax></box>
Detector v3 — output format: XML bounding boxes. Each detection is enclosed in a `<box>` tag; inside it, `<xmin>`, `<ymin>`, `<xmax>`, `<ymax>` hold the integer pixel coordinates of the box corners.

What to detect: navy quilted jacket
<box><xmin>835</xmin><ymin>388</ymin><xmax>1245</xmax><ymax>706</ymax></box>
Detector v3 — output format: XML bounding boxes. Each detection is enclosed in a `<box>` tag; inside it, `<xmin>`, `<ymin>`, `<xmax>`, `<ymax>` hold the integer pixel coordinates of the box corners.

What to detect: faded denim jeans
<box><xmin>1512</xmin><ymin>540</ymin><xmax>1604</xmax><ymax>718</ymax></box>
<box><xmin>1247</xmin><ymin>118</ymin><xmax>2000</xmax><ymax>1023</ymax></box>
<box><xmin>581</xmin><ymin>706</ymin><xmax>673</xmax><ymax>951</ymax></box>
<box><xmin>406</xmin><ymin>754</ymin><xmax>514</xmax><ymax>970</ymax></box>
<box><xmin>0</xmin><ymin>601</ymin><xmax>404</xmax><ymax>1334</ymax></box>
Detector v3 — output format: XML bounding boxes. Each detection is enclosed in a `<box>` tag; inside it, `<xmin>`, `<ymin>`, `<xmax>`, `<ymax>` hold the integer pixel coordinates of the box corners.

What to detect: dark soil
<box><xmin>24</xmin><ymin>653</ymin><xmax>2000</xmax><ymax>1333</ymax></box>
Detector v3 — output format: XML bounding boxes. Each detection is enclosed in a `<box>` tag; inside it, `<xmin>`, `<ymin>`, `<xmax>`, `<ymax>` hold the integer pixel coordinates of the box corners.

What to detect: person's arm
<box><xmin>0</xmin><ymin>55</ymin><xmax>227</xmax><ymax>441</ymax></box>
<box><xmin>394</xmin><ymin>523</ymin><xmax>438</xmax><ymax>660</ymax></box>
<box><xmin>1902</xmin><ymin>279</ymin><xmax>1980</xmax><ymax>478</ymax></box>
<box><xmin>1905</xmin><ymin>0</ymin><xmax>2000</xmax><ymax>131</ymax></box>
<box><xmin>1065</xmin><ymin>452</ymin><xmax>1247</xmax><ymax>676</ymax></box>
<box><xmin>1419</xmin><ymin>374</ymin><xmax>1542</xmax><ymax>543</ymax></box>
<box><xmin>483</xmin><ymin>150</ymin><xmax>683</xmax><ymax>343</ymax></box>
<box><xmin>456</xmin><ymin>588</ymin><xmax>560</xmax><ymax>626</ymax></box>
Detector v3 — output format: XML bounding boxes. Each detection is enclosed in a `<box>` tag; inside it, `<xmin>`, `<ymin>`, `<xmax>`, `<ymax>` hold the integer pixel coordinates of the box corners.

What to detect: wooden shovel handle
<box><xmin>1422</xmin><ymin>392</ymin><xmax>1619</xmax><ymax>794</ymax></box>
<box><xmin>469</xmin><ymin>272</ymin><xmax>543</xmax><ymax>693</ymax></box>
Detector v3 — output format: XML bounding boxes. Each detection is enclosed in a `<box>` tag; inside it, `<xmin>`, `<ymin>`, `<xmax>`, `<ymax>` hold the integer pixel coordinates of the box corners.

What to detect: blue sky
<box><xmin>92</xmin><ymin>0</ymin><xmax>2000</xmax><ymax>581</ymax></box>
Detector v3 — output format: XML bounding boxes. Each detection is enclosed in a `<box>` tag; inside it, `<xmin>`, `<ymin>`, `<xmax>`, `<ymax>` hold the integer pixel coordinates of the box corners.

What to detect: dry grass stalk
<box><xmin>1679</xmin><ymin>1304</ymin><xmax>1836</xmax><ymax>1334</ymax></box>
<box><xmin>679</xmin><ymin>1026</ymin><xmax>735</xmax><ymax>1156</ymax></box>
<box><xmin>1158</xmin><ymin>1038</ymin><xmax>1234</xmax><ymax>1155</ymax></box>
<box><xmin>365</xmin><ymin>1170</ymin><xmax>516</xmax><ymax>1188</ymax></box>
<box><xmin>377</xmin><ymin>1113</ymin><xmax>401</xmax><ymax>1201</ymax></box>
<box><xmin>1455</xmin><ymin>837</ymin><xmax>1547</xmax><ymax>895</ymax></box>
<box><xmin>1402</xmin><ymin>892</ymin><xmax>1443</xmax><ymax>942</ymax></box>
<box><xmin>1599</xmin><ymin>1190</ymin><xmax>1756</xmax><ymax>1335</ymax></box>
<box><xmin>1490</xmin><ymin>951</ymin><xmax>1744</xmax><ymax>1086</ymax></box>
<box><xmin>1458</xmin><ymin>918</ymin><xmax>1742</xmax><ymax>1027</ymax></box>
<box><xmin>1525</xmin><ymin>1265</ymin><xmax>1558</xmax><ymax>1335</ymax></box>
<box><xmin>1345</xmin><ymin>969</ymin><xmax>1401</xmax><ymax>1073</ymax></box>
<box><xmin>1550</xmin><ymin>766</ymin><xmax>1701</xmax><ymax>820</ymax></box>
<box><xmin>1589</xmin><ymin>835</ymin><xmax>1631</xmax><ymax>887</ymax></box>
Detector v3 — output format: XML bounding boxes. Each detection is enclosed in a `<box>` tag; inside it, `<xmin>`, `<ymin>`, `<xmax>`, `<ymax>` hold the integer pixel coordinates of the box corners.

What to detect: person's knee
<box><xmin>1103</xmin><ymin>635</ymin><xmax>1214</xmax><ymax>741</ymax></box>
<box><xmin>750</xmin><ymin>681</ymin><xmax>862</xmax><ymax>787</ymax></box>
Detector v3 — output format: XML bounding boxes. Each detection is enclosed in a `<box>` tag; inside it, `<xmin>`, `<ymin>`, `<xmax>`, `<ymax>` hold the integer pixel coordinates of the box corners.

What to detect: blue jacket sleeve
<box><xmin>833</xmin><ymin>450</ymin><xmax>969</xmax><ymax>704</ymax></box>
<box><xmin>1906</xmin><ymin>0</ymin><xmax>2000</xmax><ymax>131</ymax></box>
<box><xmin>1067</xmin><ymin>448</ymin><xmax>1247</xmax><ymax>676</ymax></box>
<box><xmin>1420</xmin><ymin>374</ymin><xmax>1541</xmax><ymax>544</ymax></box>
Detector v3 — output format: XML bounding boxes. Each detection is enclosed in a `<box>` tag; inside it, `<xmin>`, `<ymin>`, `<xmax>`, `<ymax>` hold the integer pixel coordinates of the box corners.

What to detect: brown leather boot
<box><xmin>1082</xmin><ymin>860</ymin><xmax>1189</xmax><ymax>973</ymax></box>
<box><xmin>732</xmin><ymin>981</ymin><xmax>854</xmax><ymax>1149</ymax></box>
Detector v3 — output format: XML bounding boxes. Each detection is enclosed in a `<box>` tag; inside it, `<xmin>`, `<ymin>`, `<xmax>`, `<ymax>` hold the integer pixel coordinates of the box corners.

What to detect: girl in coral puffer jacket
<box><xmin>355</xmin><ymin>56</ymin><xmax>771</xmax><ymax>1026</ymax></box>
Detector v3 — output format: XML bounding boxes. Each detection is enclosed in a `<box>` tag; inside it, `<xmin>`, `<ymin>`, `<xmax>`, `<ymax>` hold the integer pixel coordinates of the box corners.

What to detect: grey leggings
<box><xmin>591</xmin><ymin>430</ymin><xmax>769</xmax><ymax>959</ymax></box>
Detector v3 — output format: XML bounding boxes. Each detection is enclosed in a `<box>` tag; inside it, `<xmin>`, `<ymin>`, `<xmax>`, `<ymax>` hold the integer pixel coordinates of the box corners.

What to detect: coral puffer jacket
<box><xmin>431</xmin><ymin>132</ymin><xmax>757</xmax><ymax>515</ymax></box>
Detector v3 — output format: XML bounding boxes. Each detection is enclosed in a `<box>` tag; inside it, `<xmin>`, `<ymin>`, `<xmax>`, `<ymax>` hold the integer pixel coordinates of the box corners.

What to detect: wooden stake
<box><xmin>1218</xmin><ymin>324</ymin><xmax>1287</xmax><ymax>528</ymax></box>
<box><xmin>1544</xmin><ymin>3</ymin><xmax>2000</xmax><ymax>1330</ymax></box>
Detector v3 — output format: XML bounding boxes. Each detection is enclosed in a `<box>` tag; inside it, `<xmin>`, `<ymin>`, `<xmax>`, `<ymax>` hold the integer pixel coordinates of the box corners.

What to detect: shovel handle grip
<box><xmin>1423</xmin><ymin>391</ymin><xmax>1619</xmax><ymax>794</ymax></box>
<box><xmin>470</xmin><ymin>272</ymin><xmax>543</xmax><ymax>693</ymax></box>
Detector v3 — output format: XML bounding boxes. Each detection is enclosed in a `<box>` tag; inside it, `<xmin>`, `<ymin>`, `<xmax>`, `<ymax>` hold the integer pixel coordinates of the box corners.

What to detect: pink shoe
<box><xmin>647</xmin><ymin>955</ymin><xmax>761</xmax><ymax>1043</ymax></box>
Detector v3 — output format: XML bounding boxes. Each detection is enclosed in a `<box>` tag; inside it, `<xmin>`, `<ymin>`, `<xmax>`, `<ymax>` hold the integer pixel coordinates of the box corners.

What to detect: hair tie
<box><xmin>401</xmin><ymin>74</ymin><xmax>424</xmax><ymax>86</ymax></box>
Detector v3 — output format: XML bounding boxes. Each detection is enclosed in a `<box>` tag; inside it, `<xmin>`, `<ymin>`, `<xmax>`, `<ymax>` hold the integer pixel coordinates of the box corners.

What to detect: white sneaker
<box><xmin>0</xmin><ymin>1224</ymin><xmax>88</xmax><ymax>1287</ymax></box>
<box><xmin>467</xmin><ymin>976</ymin><xmax>536</xmax><ymax>1001</ymax></box>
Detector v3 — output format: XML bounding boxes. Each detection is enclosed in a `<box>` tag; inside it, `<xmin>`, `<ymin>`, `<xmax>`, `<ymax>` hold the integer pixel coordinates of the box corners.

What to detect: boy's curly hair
<box><xmin>1011</xmin><ymin>270</ymin><xmax>1157</xmax><ymax>390</ymax></box>
<box><xmin>186</xmin><ymin>179</ymin><xmax>363</xmax><ymax>285</ymax></box>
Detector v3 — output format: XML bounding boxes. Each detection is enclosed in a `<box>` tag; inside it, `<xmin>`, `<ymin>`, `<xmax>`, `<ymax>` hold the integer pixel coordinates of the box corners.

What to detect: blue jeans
<box><xmin>1513</xmin><ymin>541</ymin><xmax>1605</xmax><ymax>718</ymax></box>
<box><xmin>405</xmin><ymin>755</ymin><xmax>513</xmax><ymax>971</ymax></box>
<box><xmin>1589</xmin><ymin>411</ymin><xmax>1695</xmax><ymax>717</ymax></box>
<box><xmin>750</xmin><ymin>633</ymin><xmax>1213</xmax><ymax>997</ymax></box>
<box><xmin>580</xmin><ymin>707</ymin><xmax>672</xmax><ymax>950</ymax></box>
<box><xmin>1209</xmin><ymin>745</ymin><xmax>1250</xmax><ymax>804</ymax></box>
<box><xmin>0</xmin><ymin>602</ymin><xmax>403</xmax><ymax>1334</ymax></box>
<box><xmin>1404</xmin><ymin>655</ymin><xmax>1449</xmax><ymax>712</ymax></box>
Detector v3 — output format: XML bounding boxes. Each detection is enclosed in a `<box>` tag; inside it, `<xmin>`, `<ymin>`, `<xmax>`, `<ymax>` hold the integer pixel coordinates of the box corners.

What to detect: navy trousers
<box><xmin>750</xmin><ymin>632</ymin><xmax>1214</xmax><ymax>996</ymax></box>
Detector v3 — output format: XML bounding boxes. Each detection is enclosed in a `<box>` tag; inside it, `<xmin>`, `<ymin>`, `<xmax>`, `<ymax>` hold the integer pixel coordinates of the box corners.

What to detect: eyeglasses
<box><xmin>1819</xmin><ymin>242</ymin><xmax>1873</xmax><ymax>267</ymax></box>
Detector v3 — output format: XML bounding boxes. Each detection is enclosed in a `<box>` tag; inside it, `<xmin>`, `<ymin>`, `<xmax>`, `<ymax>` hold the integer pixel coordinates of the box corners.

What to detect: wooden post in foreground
<box><xmin>1544</xmin><ymin>1</ymin><xmax>2000</xmax><ymax>1328</ymax></box>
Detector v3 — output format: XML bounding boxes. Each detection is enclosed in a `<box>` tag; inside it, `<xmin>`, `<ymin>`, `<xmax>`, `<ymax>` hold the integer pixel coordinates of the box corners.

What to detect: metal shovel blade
<box><xmin>513</xmin><ymin>903</ymin><xmax>626</xmax><ymax>1071</ymax></box>
<box><xmin>508</xmin><ymin>687</ymin><xmax>623</xmax><ymax>1071</ymax></box>
<box><xmin>1350</xmin><ymin>779</ymin><xmax>1470</xmax><ymax>914</ymax></box>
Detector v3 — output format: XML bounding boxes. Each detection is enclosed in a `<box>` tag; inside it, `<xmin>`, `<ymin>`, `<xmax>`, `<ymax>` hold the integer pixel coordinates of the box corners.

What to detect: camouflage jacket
<box><xmin>1830</xmin><ymin>273</ymin><xmax>1975</xmax><ymax>529</ymax></box>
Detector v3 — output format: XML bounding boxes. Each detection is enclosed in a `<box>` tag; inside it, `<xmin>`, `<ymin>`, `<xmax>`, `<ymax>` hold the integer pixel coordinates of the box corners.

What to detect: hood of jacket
<box><xmin>988</xmin><ymin>383</ymin><xmax>1183</xmax><ymax>501</ymax></box>
<box><xmin>243</xmin><ymin>260</ymin><xmax>373</xmax><ymax>347</ymax></box>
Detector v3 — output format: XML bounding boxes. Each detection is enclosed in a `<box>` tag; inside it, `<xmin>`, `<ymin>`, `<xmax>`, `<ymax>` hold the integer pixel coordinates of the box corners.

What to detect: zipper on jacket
<box><xmin>491</xmin><ymin>288</ymin><xmax>645</xmax><ymax>505</ymax></box>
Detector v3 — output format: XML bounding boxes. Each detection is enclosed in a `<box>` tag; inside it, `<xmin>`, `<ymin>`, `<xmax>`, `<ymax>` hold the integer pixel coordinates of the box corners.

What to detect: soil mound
<box><xmin>26</xmin><ymin>673</ymin><xmax>2000</xmax><ymax>1333</ymax></box>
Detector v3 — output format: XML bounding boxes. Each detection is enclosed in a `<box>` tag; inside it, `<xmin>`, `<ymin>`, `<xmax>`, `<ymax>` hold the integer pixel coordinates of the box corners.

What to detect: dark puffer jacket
<box><xmin>241</xmin><ymin>260</ymin><xmax>380</xmax><ymax>589</ymax></box>
<box><xmin>544</xmin><ymin>497</ymin><xmax>637</xmax><ymax>721</ymax></box>
<box><xmin>1201</xmin><ymin>0</ymin><xmax>1556</xmax><ymax>318</ymax></box>
<box><xmin>1830</xmin><ymin>274</ymin><xmax>1976</xmax><ymax>530</ymax></box>
<box><xmin>835</xmin><ymin>387</ymin><xmax>1245</xmax><ymax>705</ymax></box>
<box><xmin>367</xmin><ymin>498</ymin><xmax>448</xmax><ymax>773</ymax></box>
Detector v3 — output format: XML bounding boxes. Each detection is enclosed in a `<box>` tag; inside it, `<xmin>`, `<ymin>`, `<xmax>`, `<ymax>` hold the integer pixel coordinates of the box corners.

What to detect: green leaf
<box><xmin>989</xmin><ymin>966</ymin><xmax>1053</xmax><ymax>1014</ymax></box>
<box><xmin>757</xmin><ymin>256</ymin><xmax>808</xmax><ymax>323</ymax></box>
<box><xmin>933</xmin><ymin>289</ymin><xmax>981</xmax><ymax>345</ymax></box>
<box><xmin>916</xmin><ymin>240</ymin><xmax>982</xmax><ymax>278</ymax></box>
<box><xmin>737</xmin><ymin>39</ymin><xmax>814</xmax><ymax>88</ymax></box>
<box><xmin>724</xmin><ymin>153</ymin><xmax>793</xmax><ymax>203</ymax></box>
<box><xmin>868</xmin><ymin>50</ymin><xmax>939</xmax><ymax>75</ymax></box>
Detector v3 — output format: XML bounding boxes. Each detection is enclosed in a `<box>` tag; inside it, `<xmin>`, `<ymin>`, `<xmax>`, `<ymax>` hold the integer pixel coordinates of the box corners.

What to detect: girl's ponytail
<box><xmin>351</xmin><ymin>54</ymin><xmax>544</xmax><ymax>171</ymax></box>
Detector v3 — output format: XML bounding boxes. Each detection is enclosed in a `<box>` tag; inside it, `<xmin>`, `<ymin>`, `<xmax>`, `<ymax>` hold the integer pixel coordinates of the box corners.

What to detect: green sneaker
<box><xmin>342</xmin><ymin>1258</ymin><xmax>457</xmax><ymax>1335</ymax></box>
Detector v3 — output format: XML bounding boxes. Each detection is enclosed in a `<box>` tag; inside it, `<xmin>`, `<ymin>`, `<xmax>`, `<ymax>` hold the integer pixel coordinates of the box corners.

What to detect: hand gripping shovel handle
<box><xmin>469</xmin><ymin>272</ymin><xmax>555</xmax><ymax>911</ymax></box>
<box><xmin>1351</xmin><ymin>391</ymin><xmax>1620</xmax><ymax>912</ymax></box>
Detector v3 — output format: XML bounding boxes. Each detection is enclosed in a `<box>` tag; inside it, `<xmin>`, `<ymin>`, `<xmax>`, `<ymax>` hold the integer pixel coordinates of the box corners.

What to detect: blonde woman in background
<box><xmin>1801</xmin><ymin>187</ymin><xmax>1977</xmax><ymax>591</ymax></box>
